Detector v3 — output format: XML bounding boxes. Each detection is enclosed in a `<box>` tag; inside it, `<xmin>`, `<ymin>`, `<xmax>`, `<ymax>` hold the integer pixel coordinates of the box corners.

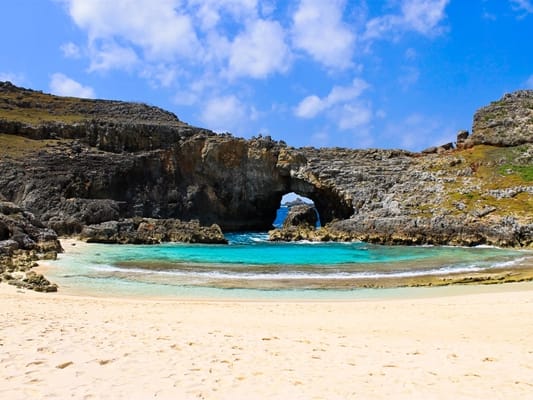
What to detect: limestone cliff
<box><xmin>1</xmin><ymin>81</ymin><xmax>532</xmax><ymax>247</ymax></box>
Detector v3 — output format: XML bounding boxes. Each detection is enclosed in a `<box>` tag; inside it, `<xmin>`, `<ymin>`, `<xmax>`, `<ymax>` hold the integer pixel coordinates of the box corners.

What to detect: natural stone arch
<box><xmin>272</xmin><ymin>192</ymin><xmax>319</xmax><ymax>228</ymax></box>
<box><xmin>262</xmin><ymin>177</ymin><xmax>353</xmax><ymax>232</ymax></box>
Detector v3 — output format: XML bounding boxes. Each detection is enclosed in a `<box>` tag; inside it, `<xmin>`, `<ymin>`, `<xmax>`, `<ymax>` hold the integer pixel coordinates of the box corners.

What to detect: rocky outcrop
<box><xmin>324</xmin><ymin>216</ymin><xmax>533</xmax><ymax>247</ymax></box>
<box><xmin>269</xmin><ymin>204</ymin><xmax>320</xmax><ymax>241</ymax></box>
<box><xmin>467</xmin><ymin>90</ymin><xmax>533</xmax><ymax>147</ymax></box>
<box><xmin>282</xmin><ymin>204</ymin><xmax>318</xmax><ymax>228</ymax></box>
<box><xmin>1</xmin><ymin>82</ymin><xmax>532</xmax><ymax>249</ymax></box>
<box><xmin>0</xmin><ymin>81</ymin><xmax>210</xmax><ymax>153</ymax></box>
<box><xmin>79</xmin><ymin>218</ymin><xmax>227</xmax><ymax>244</ymax></box>
<box><xmin>0</xmin><ymin>201</ymin><xmax>61</xmax><ymax>291</ymax></box>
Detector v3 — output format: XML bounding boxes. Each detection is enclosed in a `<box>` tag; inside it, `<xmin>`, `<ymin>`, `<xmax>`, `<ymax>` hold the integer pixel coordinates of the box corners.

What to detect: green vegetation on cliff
<box><xmin>0</xmin><ymin>133</ymin><xmax>68</xmax><ymax>157</ymax></box>
<box><xmin>430</xmin><ymin>144</ymin><xmax>533</xmax><ymax>221</ymax></box>
<box><xmin>0</xmin><ymin>88</ymin><xmax>87</xmax><ymax>124</ymax></box>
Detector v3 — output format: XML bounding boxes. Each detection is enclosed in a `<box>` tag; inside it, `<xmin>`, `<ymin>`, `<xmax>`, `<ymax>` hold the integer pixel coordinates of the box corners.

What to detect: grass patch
<box><xmin>0</xmin><ymin>91</ymin><xmax>90</xmax><ymax>124</ymax></box>
<box><xmin>437</xmin><ymin>145</ymin><xmax>533</xmax><ymax>219</ymax></box>
<box><xmin>0</xmin><ymin>133</ymin><xmax>66</xmax><ymax>157</ymax></box>
<box><xmin>499</xmin><ymin>164</ymin><xmax>533</xmax><ymax>182</ymax></box>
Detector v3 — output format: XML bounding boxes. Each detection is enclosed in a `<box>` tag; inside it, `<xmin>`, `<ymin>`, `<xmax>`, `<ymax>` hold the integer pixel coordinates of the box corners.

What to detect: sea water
<box><xmin>43</xmin><ymin>231</ymin><xmax>532</xmax><ymax>300</ymax></box>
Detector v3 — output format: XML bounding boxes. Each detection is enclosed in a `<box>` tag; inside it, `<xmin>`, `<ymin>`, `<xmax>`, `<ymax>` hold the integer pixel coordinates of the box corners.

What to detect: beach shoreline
<box><xmin>1</xmin><ymin>281</ymin><xmax>533</xmax><ymax>399</ymax></box>
<box><xmin>30</xmin><ymin>237</ymin><xmax>533</xmax><ymax>302</ymax></box>
<box><xmin>4</xmin><ymin>238</ymin><xmax>530</xmax><ymax>398</ymax></box>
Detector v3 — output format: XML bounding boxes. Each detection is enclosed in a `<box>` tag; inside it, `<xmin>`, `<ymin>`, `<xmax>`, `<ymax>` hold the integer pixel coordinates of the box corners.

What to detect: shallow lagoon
<box><xmin>43</xmin><ymin>232</ymin><xmax>532</xmax><ymax>300</ymax></box>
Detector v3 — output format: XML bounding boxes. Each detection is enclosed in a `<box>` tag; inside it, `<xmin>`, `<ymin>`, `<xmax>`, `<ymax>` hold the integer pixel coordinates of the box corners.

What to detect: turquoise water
<box><xmin>43</xmin><ymin>232</ymin><xmax>532</xmax><ymax>299</ymax></box>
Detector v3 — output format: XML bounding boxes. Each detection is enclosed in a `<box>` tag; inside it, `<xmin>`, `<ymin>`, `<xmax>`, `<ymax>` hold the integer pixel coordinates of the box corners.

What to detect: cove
<box><xmin>42</xmin><ymin>233</ymin><xmax>532</xmax><ymax>299</ymax></box>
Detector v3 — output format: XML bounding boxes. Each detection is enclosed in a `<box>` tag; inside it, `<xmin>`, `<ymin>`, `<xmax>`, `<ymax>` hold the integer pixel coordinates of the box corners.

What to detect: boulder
<box><xmin>0</xmin><ymin>204</ymin><xmax>62</xmax><ymax>291</ymax></box>
<box><xmin>456</xmin><ymin>130</ymin><xmax>469</xmax><ymax>149</ymax></box>
<box><xmin>282</xmin><ymin>204</ymin><xmax>318</xmax><ymax>229</ymax></box>
<box><xmin>9</xmin><ymin>270</ymin><xmax>58</xmax><ymax>292</ymax></box>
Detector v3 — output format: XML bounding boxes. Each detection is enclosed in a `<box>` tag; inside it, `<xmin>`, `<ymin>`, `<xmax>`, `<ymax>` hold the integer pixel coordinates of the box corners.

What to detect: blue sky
<box><xmin>1</xmin><ymin>0</ymin><xmax>533</xmax><ymax>151</ymax></box>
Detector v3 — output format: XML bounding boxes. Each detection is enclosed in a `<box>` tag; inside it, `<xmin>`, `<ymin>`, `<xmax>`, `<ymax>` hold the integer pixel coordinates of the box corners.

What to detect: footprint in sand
<box><xmin>56</xmin><ymin>361</ymin><xmax>73</xmax><ymax>369</ymax></box>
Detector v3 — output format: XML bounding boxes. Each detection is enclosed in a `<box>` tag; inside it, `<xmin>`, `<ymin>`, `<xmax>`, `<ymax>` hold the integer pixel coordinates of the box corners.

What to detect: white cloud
<box><xmin>292</xmin><ymin>0</ymin><xmax>355</xmax><ymax>69</ymax></box>
<box><xmin>295</xmin><ymin>79</ymin><xmax>372</xmax><ymax>133</ymax></box>
<box><xmin>525</xmin><ymin>74</ymin><xmax>533</xmax><ymax>89</ymax></box>
<box><xmin>141</xmin><ymin>64</ymin><xmax>180</xmax><ymax>88</ymax></box>
<box><xmin>49</xmin><ymin>73</ymin><xmax>95</xmax><ymax>98</ymax></box>
<box><xmin>365</xmin><ymin>0</ymin><xmax>450</xmax><ymax>40</ymax></box>
<box><xmin>295</xmin><ymin>95</ymin><xmax>324</xmax><ymax>118</ymax></box>
<box><xmin>337</xmin><ymin>103</ymin><xmax>373</xmax><ymax>130</ymax></box>
<box><xmin>64</xmin><ymin>0</ymin><xmax>201</xmax><ymax>63</ymax></box>
<box><xmin>88</xmin><ymin>41</ymin><xmax>138</xmax><ymax>72</ymax></box>
<box><xmin>60</xmin><ymin>42</ymin><xmax>81</xmax><ymax>58</ymax></box>
<box><xmin>401</xmin><ymin>0</ymin><xmax>450</xmax><ymax>34</ymax></box>
<box><xmin>260</xmin><ymin>0</ymin><xmax>276</xmax><ymax>17</ymax></box>
<box><xmin>189</xmin><ymin>0</ymin><xmax>258</xmax><ymax>30</ymax></box>
<box><xmin>200</xmin><ymin>95</ymin><xmax>247</xmax><ymax>133</ymax></box>
<box><xmin>295</xmin><ymin>78</ymin><xmax>369</xmax><ymax>118</ymax></box>
<box><xmin>510</xmin><ymin>0</ymin><xmax>533</xmax><ymax>14</ymax></box>
<box><xmin>0</xmin><ymin>72</ymin><xmax>26</xmax><ymax>86</ymax></box>
<box><xmin>228</xmin><ymin>19</ymin><xmax>291</xmax><ymax>79</ymax></box>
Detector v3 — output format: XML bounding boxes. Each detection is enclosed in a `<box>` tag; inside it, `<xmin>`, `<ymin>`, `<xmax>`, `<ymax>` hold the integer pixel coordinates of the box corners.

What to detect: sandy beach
<box><xmin>1</xmin><ymin>281</ymin><xmax>533</xmax><ymax>399</ymax></box>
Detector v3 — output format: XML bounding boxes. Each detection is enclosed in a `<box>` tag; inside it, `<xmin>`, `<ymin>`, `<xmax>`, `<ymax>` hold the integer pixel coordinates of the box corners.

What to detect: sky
<box><xmin>1</xmin><ymin>1</ymin><xmax>533</xmax><ymax>151</ymax></box>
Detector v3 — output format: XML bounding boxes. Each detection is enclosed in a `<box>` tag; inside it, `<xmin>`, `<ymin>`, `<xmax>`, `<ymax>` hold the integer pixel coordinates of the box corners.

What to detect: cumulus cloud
<box><xmin>0</xmin><ymin>72</ymin><xmax>26</xmax><ymax>86</ymax></box>
<box><xmin>54</xmin><ymin>0</ymin><xmax>455</xmax><ymax>142</ymax></box>
<box><xmin>295</xmin><ymin>78</ymin><xmax>369</xmax><ymax>118</ymax></box>
<box><xmin>337</xmin><ymin>103</ymin><xmax>373</xmax><ymax>130</ymax></box>
<box><xmin>49</xmin><ymin>73</ymin><xmax>95</xmax><ymax>98</ymax></box>
<box><xmin>228</xmin><ymin>19</ymin><xmax>291</xmax><ymax>79</ymax></box>
<box><xmin>88</xmin><ymin>41</ymin><xmax>139</xmax><ymax>72</ymax></box>
<box><xmin>291</xmin><ymin>0</ymin><xmax>355</xmax><ymax>69</ymax></box>
<box><xmin>60</xmin><ymin>42</ymin><xmax>82</xmax><ymax>58</ymax></box>
<box><xmin>295</xmin><ymin>78</ymin><xmax>372</xmax><ymax>132</ymax></box>
<box><xmin>188</xmin><ymin>0</ymin><xmax>259</xmax><ymax>30</ymax></box>
<box><xmin>364</xmin><ymin>0</ymin><xmax>450</xmax><ymax>40</ymax></box>
<box><xmin>200</xmin><ymin>95</ymin><xmax>247</xmax><ymax>133</ymax></box>
<box><xmin>295</xmin><ymin>95</ymin><xmax>324</xmax><ymax>119</ymax></box>
<box><xmin>64</xmin><ymin>0</ymin><xmax>201</xmax><ymax>63</ymax></box>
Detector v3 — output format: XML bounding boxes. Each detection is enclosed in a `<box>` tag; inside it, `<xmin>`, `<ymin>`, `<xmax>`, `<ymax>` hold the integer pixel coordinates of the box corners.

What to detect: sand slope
<box><xmin>1</xmin><ymin>283</ymin><xmax>533</xmax><ymax>399</ymax></box>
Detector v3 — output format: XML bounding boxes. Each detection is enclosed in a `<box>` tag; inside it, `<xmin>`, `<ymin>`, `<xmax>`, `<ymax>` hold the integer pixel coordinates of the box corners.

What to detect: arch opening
<box><xmin>272</xmin><ymin>192</ymin><xmax>321</xmax><ymax>229</ymax></box>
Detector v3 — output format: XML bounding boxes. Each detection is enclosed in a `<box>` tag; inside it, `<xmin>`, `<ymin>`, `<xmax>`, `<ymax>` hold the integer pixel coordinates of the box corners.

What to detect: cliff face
<box><xmin>1</xmin><ymin>81</ymin><xmax>532</xmax><ymax>247</ymax></box>
<box><xmin>467</xmin><ymin>90</ymin><xmax>533</xmax><ymax>147</ymax></box>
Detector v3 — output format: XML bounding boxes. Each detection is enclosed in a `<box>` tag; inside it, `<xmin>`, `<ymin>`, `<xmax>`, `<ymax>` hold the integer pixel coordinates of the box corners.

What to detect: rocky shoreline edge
<box><xmin>3</xmin><ymin>198</ymin><xmax>533</xmax><ymax>293</ymax></box>
<box><xmin>0</xmin><ymin>200</ymin><xmax>227</xmax><ymax>292</ymax></box>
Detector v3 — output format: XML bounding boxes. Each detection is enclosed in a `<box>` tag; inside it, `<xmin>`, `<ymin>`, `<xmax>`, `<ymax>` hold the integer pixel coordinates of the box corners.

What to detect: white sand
<box><xmin>1</xmin><ymin>282</ymin><xmax>533</xmax><ymax>399</ymax></box>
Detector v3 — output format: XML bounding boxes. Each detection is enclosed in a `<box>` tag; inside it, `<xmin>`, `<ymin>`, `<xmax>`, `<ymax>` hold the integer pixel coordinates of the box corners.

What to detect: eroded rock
<box><xmin>467</xmin><ymin>90</ymin><xmax>533</xmax><ymax>147</ymax></box>
<box><xmin>1</xmin><ymin>83</ymin><xmax>532</xmax><ymax>250</ymax></box>
<box><xmin>0</xmin><ymin>203</ymin><xmax>62</xmax><ymax>291</ymax></box>
<box><xmin>80</xmin><ymin>218</ymin><xmax>227</xmax><ymax>244</ymax></box>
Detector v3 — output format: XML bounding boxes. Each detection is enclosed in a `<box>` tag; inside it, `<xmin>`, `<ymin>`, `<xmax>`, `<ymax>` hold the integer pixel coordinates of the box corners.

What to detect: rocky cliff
<box><xmin>1</xmin><ymin>81</ymin><xmax>532</xmax><ymax>249</ymax></box>
<box><xmin>0</xmin><ymin>201</ymin><xmax>61</xmax><ymax>291</ymax></box>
